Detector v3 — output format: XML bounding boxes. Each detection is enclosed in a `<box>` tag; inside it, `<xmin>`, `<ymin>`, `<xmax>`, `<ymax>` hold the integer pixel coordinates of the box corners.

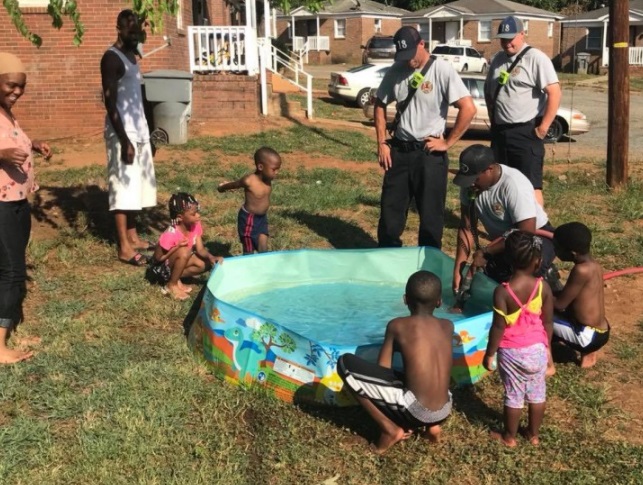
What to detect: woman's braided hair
<box><xmin>168</xmin><ymin>192</ymin><xmax>199</xmax><ymax>226</ymax></box>
<box><xmin>505</xmin><ymin>230</ymin><xmax>543</xmax><ymax>270</ymax></box>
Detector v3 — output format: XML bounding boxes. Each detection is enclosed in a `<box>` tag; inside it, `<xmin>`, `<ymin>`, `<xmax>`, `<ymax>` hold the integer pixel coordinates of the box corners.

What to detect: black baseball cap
<box><xmin>496</xmin><ymin>16</ymin><xmax>524</xmax><ymax>39</ymax></box>
<box><xmin>453</xmin><ymin>145</ymin><xmax>496</xmax><ymax>187</ymax></box>
<box><xmin>393</xmin><ymin>26</ymin><xmax>422</xmax><ymax>62</ymax></box>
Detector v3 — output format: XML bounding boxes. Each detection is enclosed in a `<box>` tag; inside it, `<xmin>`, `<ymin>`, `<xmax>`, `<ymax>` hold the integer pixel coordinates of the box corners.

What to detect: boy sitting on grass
<box><xmin>551</xmin><ymin>222</ymin><xmax>610</xmax><ymax>368</ymax></box>
<box><xmin>217</xmin><ymin>146</ymin><xmax>282</xmax><ymax>254</ymax></box>
<box><xmin>337</xmin><ymin>271</ymin><xmax>453</xmax><ymax>454</ymax></box>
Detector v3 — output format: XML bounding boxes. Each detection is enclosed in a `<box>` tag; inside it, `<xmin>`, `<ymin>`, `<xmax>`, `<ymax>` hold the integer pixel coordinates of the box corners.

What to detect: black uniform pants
<box><xmin>377</xmin><ymin>143</ymin><xmax>448</xmax><ymax>249</ymax></box>
<box><xmin>491</xmin><ymin>118</ymin><xmax>545</xmax><ymax>190</ymax></box>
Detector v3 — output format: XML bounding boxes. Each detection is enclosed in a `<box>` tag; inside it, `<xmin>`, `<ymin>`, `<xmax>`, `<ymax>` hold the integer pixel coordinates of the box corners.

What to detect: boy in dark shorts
<box><xmin>217</xmin><ymin>147</ymin><xmax>281</xmax><ymax>254</ymax></box>
<box><xmin>551</xmin><ymin>222</ymin><xmax>610</xmax><ymax>368</ymax></box>
<box><xmin>337</xmin><ymin>271</ymin><xmax>453</xmax><ymax>454</ymax></box>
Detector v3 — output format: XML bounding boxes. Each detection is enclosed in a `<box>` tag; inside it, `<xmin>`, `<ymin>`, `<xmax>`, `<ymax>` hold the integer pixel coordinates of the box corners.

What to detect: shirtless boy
<box><xmin>218</xmin><ymin>147</ymin><xmax>281</xmax><ymax>254</ymax></box>
<box><xmin>338</xmin><ymin>270</ymin><xmax>454</xmax><ymax>454</ymax></box>
<box><xmin>552</xmin><ymin>222</ymin><xmax>610</xmax><ymax>368</ymax></box>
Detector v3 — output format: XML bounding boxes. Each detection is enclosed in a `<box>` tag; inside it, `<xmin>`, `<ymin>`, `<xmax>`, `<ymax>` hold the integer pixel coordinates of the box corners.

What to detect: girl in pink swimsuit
<box><xmin>483</xmin><ymin>230</ymin><xmax>554</xmax><ymax>447</ymax></box>
<box><xmin>150</xmin><ymin>193</ymin><xmax>223</xmax><ymax>300</ymax></box>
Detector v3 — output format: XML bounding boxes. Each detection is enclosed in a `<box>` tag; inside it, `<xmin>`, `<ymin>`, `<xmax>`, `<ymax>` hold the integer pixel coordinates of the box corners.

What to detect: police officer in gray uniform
<box><xmin>485</xmin><ymin>16</ymin><xmax>561</xmax><ymax>207</ymax></box>
<box><xmin>375</xmin><ymin>26</ymin><xmax>476</xmax><ymax>249</ymax></box>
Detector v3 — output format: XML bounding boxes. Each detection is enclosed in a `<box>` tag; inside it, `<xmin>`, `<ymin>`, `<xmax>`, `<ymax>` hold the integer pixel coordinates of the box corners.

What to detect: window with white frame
<box><xmin>18</xmin><ymin>0</ymin><xmax>49</xmax><ymax>6</ymax></box>
<box><xmin>548</xmin><ymin>22</ymin><xmax>554</xmax><ymax>38</ymax></box>
<box><xmin>374</xmin><ymin>19</ymin><xmax>382</xmax><ymax>33</ymax></box>
<box><xmin>478</xmin><ymin>20</ymin><xmax>491</xmax><ymax>42</ymax></box>
<box><xmin>176</xmin><ymin>0</ymin><xmax>184</xmax><ymax>31</ymax></box>
<box><xmin>586</xmin><ymin>27</ymin><xmax>603</xmax><ymax>50</ymax></box>
<box><xmin>335</xmin><ymin>19</ymin><xmax>346</xmax><ymax>38</ymax></box>
<box><xmin>523</xmin><ymin>20</ymin><xmax>529</xmax><ymax>36</ymax></box>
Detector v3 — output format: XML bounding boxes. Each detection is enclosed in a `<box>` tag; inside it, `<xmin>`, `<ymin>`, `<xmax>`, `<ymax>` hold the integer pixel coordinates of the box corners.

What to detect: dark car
<box><xmin>361</xmin><ymin>36</ymin><xmax>396</xmax><ymax>64</ymax></box>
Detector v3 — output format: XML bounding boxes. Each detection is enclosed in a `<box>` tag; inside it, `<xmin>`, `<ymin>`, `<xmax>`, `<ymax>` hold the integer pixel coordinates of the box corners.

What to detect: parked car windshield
<box><xmin>369</xmin><ymin>37</ymin><xmax>394</xmax><ymax>48</ymax></box>
<box><xmin>432</xmin><ymin>45</ymin><xmax>465</xmax><ymax>55</ymax></box>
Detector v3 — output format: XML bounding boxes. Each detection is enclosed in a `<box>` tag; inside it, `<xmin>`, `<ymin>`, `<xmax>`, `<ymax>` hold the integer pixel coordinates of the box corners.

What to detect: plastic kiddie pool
<box><xmin>187</xmin><ymin>247</ymin><xmax>496</xmax><ymax>406</ymax></box>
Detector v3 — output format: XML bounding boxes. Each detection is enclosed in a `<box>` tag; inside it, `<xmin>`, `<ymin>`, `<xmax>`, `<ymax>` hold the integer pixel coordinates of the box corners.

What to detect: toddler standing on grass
<box><xmin>217</xmin><ymin>146</ymin><xmax>281</xmax><ymax>254</ymax></box>
<box><xmin>484</xmin><ymin>230</ymin><xmax>554</xmax><ymax>447</ymax></box>
<box><xmin>149</xmin><ymin>193</ymin><xmax>223</xmax><ymax>301</ymax></box>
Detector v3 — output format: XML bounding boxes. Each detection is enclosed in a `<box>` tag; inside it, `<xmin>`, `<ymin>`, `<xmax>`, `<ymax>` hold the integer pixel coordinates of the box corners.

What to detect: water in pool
<box><xmin>228</xmin><ymin>282</ymin><xmax>468</xmax><ymax>346</ymax></box>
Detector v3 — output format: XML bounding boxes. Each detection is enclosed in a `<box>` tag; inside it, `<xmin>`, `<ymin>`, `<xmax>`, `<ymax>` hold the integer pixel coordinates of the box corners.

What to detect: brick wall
<box><xmin>559</xmin><ymin>25</ymin><xmax>603</xmax><ymax>74</ymax></box>
<box><xmin>0</xmin><ymin>0</ymin><xmax>261</xmax><ymax>140</ymax></box>
<box><xmin>460</xmin><ymin>19</ymin><xmax>560</xmax><ymax>64</ymax></box>
<box><xmin>191</xmin><ymin>74</ymin><xmax>260</xmax><ymax>120</ymax></box>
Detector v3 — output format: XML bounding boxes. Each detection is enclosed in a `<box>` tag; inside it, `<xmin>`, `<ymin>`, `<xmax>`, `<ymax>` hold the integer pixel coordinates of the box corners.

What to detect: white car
<box><xmin>431</xmin><ymin>44</ymin><xmax>488</xmax><ymax>73</ymax></box>
<box><xmin>328</xmin><ymin>63</ymin><xmax>393</xmax><ymax>108</ymax></box>
<box><xmin>362</xmin><ymin>74</ymin><xmax>590</xmax><ymax>143</ymax></box>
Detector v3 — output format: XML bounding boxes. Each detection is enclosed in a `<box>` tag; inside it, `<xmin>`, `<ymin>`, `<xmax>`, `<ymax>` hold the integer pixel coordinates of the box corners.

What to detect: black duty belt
<box><xmin>388</xmin><ymin>138</ymin><xmax>426</xmax><ymax>153</ymax></box>
<box><xmin>494</xmin><ymin>116</ymin><xmax>543</xmax><ymax>130</ymax></box>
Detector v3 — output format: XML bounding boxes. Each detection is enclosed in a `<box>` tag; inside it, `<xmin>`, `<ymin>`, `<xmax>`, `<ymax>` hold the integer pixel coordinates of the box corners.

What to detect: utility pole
<box><xmin>607</xmin><ymin>0</ymin><xmax>629</xmax><ymax>187</ymax></box>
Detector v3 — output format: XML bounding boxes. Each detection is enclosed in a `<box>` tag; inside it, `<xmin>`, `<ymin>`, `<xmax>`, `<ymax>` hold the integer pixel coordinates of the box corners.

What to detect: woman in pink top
<box><xmin>483</xmin><ymin>230</ymin><xmax>554</xmax><ymax>447</ymax></box>
<box><xmin>0</xmin><ymin>53</ymin><xmax>52</xmax><ymax>364</ymax></box>
<box><xmin>150</xmin><ymin>193</ymin><xmax>223</xmax><ymax>301</ymax></box>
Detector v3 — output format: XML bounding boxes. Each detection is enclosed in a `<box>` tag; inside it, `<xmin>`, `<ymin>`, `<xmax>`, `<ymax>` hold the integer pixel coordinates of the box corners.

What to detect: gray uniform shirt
<box><xmin>459</xmin><ymin>165</ymin><xmax>549</xmax><ymax>240</ymax></box>
<box><xmin>377</xmin><ymin>58</ymin><xmax>470</xmax><ymax>141</ymax></box>
<box><xmin>484</xmin><ymin>45</ymin><xmax>559</xmax><ymax>125</ymax></box>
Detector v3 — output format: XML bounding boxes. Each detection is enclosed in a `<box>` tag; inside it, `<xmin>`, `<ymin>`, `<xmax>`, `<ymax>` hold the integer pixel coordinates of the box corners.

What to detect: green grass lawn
<box><xmin>1</xmin><ymin>126</ymin><xmax>642</xmax><ymax>483</ymax></box>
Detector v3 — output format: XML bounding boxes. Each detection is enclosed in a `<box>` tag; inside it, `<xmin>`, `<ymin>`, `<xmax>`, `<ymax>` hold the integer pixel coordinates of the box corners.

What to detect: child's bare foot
<box><xmin>0</xmin><ymin>348</ymin><xmax>34</xmax><ymax>364</ymax></box>
<box><xmin>178</xmin><ymin>282</ymin><xmax>193</xmax><ymax>293</ymax></box>
<box><xmin>420</xmin><ymin>424</ymin><xmax>442</xmax><ymax>443</ymax></box>
<box><xmin>490</xmin><ymin>430</ymin><xmax>517</xmax><ymax>447</ymax></box>
<box><xmin>164</xmin><ymin>285</ymin><xmax>190</xmax><ymax>301</ymax></box>
<box><xmin>370</xmin><ymin>428</ymin><xmax>413</xmax><ymax>454</ymax></box>
<box><xmin>580</xmin><ymin>351</ymin><xmax>598</xmax><ymax>368</ymax></box>
<box><xmin>519</xmin><ymin>428</ymin><xmax>540</xmax><ymax>446</ymax></box>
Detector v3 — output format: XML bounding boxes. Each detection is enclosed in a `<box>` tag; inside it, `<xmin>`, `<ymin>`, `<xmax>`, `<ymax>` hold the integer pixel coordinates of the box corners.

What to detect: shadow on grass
<box><xmin>183</xmin><ymin>283</ymin><xmax>208</xmax><ymax>337</ymax></box>
<box><xmin>281</xmin><ymin>210</ymin><xmax>377</xmax><ymax>248</ymax></box>
<box><xmin>294</xmin><ymin>395</ymin><xmax>379</xmax><ymax>444</ymax></box>
<box><xmin>274</xmin><ymin>93</ymin><xmax>358</xmax><ymax>148</ymax></box>
<box><xmin>551</xmin><ymin>341</ymin><xmax>581</xmax><ymax>365</ymax></box>
<box><xmin>31</xmin><ymin>185</ymin><xmax>167</xmax><ymax>244</ymax></box>
<box><xmin>451</xmin><ymin>385</ymin><xmax>503</xmax><ymax>429</ymax></box>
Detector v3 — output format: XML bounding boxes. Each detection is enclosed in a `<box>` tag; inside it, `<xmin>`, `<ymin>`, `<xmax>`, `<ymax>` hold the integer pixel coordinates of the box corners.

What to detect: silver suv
<box><xmin>361</xmin><ymin>36</ymin><xmax>396</xmax><ymax>64</ymax></box>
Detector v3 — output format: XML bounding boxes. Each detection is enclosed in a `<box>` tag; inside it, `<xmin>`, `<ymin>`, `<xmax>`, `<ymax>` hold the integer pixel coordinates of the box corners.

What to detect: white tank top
<box><xmin>104</xmin><ymin>46</ymin><xmax>149</xmax><ymax>143</ymax></box>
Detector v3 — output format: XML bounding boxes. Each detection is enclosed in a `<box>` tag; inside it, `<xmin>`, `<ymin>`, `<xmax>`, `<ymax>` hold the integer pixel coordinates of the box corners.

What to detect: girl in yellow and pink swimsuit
<box><xmin>483</xmin><ymin>230</ymin><xmax>554</xmax><ymax>447</ymax></box>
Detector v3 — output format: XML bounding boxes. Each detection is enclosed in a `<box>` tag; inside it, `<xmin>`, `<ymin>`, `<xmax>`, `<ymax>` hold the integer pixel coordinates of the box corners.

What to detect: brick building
<box><xmin>275</xmin><ymin>0</ymin><xmax>408</xmax><ymax>64</ymax></box>
<box><xmin>0</xmin><ymin>0</ymin><xmax>260</xmax><ymax>140</ymax></box>
<box><xmin>403</xmin><ymin>0</ymin><xmax>562</xmax><ymax>64</ymax></box>
<box><xmin>559</xmin><ymin>1</ymin><xmax>643</xmax><ymax>74</ymax></box>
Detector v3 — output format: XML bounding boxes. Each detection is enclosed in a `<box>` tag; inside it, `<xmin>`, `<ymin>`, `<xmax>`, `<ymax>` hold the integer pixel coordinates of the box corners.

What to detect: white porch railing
<box><xmin>292</xmin><ymin>35</ymin><xmax>330</xmax><ymax>55</ymax></box>
<box><xmin>293</xmin><ymin>36</ymin><xmax>305</xmax><ymax>52</ymax></box>
<box><xmin>188</xmin><ymin>26</ymin><xmax>258</xmax><ymax>74</ymax></box>
<box><xmin>601</xmin><ymin>46</ymin><xmax>643</xmax><ymax>67</ymax></box>
<box><xmin>307</xmin><ymin>36</ymin><xmax>330</xmax><ymax>51</ymax></box>
<box><xmin>630</xmin><ymin>47</ymin><xmax>643</xmax><ymax>66</ymax></box>
<box><xmin>258</xmin><ymin>38</ymin><xmax>313</xmax><ymax>119</ymax></box>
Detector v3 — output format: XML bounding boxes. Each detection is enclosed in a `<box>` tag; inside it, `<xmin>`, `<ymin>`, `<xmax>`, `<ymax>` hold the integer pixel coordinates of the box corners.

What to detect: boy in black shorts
<box><xmin>338</xmin><ymin>271</ymin><xmax>453</xmax><ymax>454</ymax></box>
<box><xmin>552</xmin><ymin>222</ymin><xmax>610</xmax><ymax>368</ymax></box>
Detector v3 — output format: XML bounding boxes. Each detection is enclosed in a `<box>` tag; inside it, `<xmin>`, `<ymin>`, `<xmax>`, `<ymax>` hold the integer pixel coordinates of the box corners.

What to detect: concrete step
<box><xmin>268</xmin><ymin>92</ymin><xmax>307</xmax><ymax>119</ymax></box>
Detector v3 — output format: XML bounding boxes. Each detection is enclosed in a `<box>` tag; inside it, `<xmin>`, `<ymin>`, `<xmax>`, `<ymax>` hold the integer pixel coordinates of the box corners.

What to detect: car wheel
<box><xmin>462</xmin><ymin>64</ymin><xmax>468</xmax><ymax>72</ymax></box>
<box><xmin>481</xmin><ymin>63</ymin><xmax>488</xmax><ymax>74</ymax></box>
<box><xmin>356</xmin><ymin>88</ymin><xmax>371</xmax><ymax>108</ymax></box>
<box><xmin>545</xmin><ymin>117</ymin><xmax>566</xmax><ymax>143</ymax></box>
